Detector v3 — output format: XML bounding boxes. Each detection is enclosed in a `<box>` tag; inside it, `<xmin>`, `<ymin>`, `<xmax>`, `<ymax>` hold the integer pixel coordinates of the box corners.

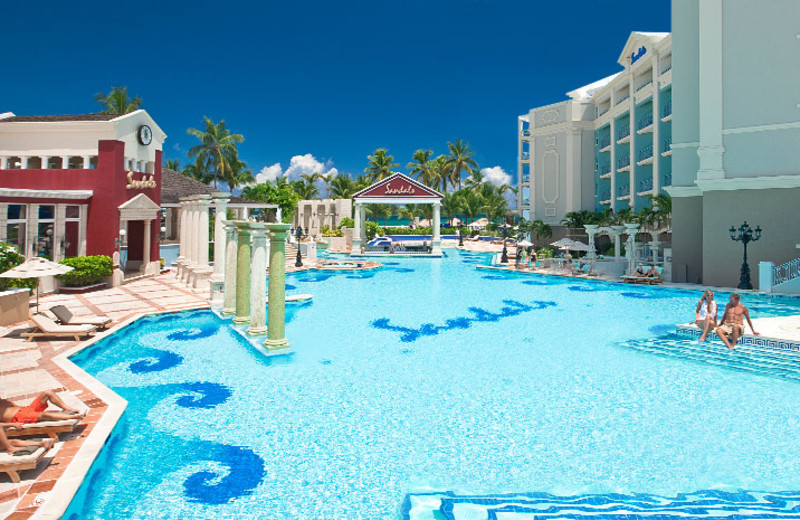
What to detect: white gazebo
<box><xmin>351</xmin><ymin>173</ymin><xmax>443</xmax><ymax>256</ymax></box>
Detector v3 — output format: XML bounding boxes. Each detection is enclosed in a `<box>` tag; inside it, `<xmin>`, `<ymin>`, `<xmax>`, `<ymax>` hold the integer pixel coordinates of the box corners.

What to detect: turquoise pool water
<box><xmin>65</xmin><ymin>252</ymin><xmax>800</xmax><ymax>519</ymax></box>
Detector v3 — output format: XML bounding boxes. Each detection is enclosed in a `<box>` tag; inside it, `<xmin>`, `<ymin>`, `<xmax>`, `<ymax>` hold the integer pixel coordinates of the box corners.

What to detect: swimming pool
<box><xmin>65</xmin><ymin>251</ymin><xmax>800</xmax><ymax>519</ymax></box>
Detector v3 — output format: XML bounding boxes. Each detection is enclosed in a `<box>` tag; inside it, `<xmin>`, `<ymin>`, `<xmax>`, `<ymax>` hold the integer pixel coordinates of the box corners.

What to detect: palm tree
<box><xmin>459</xmin><ymin>189</ymin><xmax>485</xmax><ymax>224</ymax></box>
<box><xmin>354</xmin><ymin>173</ymin><xmax>372</xmax><ymax>191</ymax></box>
<box><xmin>187</xmin><ymin>117</ymin><xmax>244</xmax><ymax>190</ymax></box>
<box><xmin>441</xmin><ymin>192</ymin><xmax>464</xmax><ymax>226</ymax></box>
<box><xmin>479</xmin><ymin>184</ymin><xmax>507</xmax><ymax>223</ymax></box>
<box><xmin>292</xmin><ymin>179</ymin><xmax>318</xmax><ymax>200</ymax></box>
<box><xmin>94</xmin><ymin>86</ymin><xmax>142</xmax><ymax>114</ymax></box>
<box><xmin>464</xmin><ymin>168</ymin><xmax>485</xmax><ymax>191</ymax></box>
<box><xmin>443</xmin><ymin>139</ymin><xmax>478</xmax><ymax>190</ymax></box>
<box><xmin>529</xmin><ymin>219</ymin><xmax>553</xmax><ymax>244</ymax></box>
<box><xmin>163</xmin><ymin>158</ymin><xmax>181</xmax><ymax>171</ymax></box>
<box><xmin>321</xmin><ymin>172</ymin><xmax>336</xmax><ymax>198</ymax></box>
<box><xmin>368</xmin><ymin>204</ymin><xmax>392</xmax><ymax>226</ymax></box>
<box><xmin>330</xmin><ymin>175</ymin><xmax>359</xmax><ymax>199</ymax></box>
<box><xmin>364</xmin><ymin>148</ymin><xmax>399</xmax><ymax>183</ymax></box>
<box><xmin>181</xmin><ymin>158</ymin><xmax>213</xmax><ymax>184</ymax></box>
<box><xmin>429</xmin><ymin>155</ymin><xmax>449</xmax><ymax>192</ymax></box>
<box><xmin>649</xmin><ymin>193</ymin><xmax>672</xmax><ymax>229</ymax></box>
<box><xmin>225</xmin><ymin>156</ymin><xmax>254</xmax><ymax>192</ymax></box>
<box><xmin>407</xmin><ymin>149</ymin><xmax>435</xmax><ymax>186</ymax></box>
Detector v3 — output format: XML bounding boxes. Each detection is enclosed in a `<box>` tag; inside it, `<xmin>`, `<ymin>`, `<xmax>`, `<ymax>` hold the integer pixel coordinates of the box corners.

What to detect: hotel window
<box><xmin>6</xmin><ymin>204</ymin><xmax>27</xmax><ymax>253</ymax></box>
<box><xmin>36</xmin><ymin>205</ymin><xmax>55</xmax><ymax>259</ymax></box>
<box><xmin>63</xmin><ymin>205</ymin><xmax>81</xmax><ymax>258</ymax></box>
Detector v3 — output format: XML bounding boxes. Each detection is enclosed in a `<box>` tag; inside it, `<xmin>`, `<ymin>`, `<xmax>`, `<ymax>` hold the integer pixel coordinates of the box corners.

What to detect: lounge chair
<box><xmin>0</xmin><ymin>444</ymin><xmax>50</xmax><ymax>483</ymax></box>
<box><xmin>21</xmin><ymin>314</ymin><xmax>96</xmax><ymax>342</ymax></box>
<box><xmin>50</xmin><ymin>305</ymin><xmax>111</xmax><ymax>330</ymax></box>
<box><xmin>5</xmin><ymin>417</ymin><xmax>82</xmax><ymax>440</ymax></box>
<box><xmin>621</xmin><ymin>265</ymin><xmax>663</xmax><ymax>285</ymax></box>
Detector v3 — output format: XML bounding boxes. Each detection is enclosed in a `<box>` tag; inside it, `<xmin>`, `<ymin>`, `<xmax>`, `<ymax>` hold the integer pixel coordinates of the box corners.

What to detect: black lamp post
<box><xmin>458</xmin><ymin>224</ymin><xmax>465</xmax><ymax>247</ymax></box>
<box><xmin>295</xmin><ymin>226</ymin><xmax>306</xmax><ymax>267</ymax></box>
<box><xmin>729</xmin><ymin>221</ymin><xmax>762</xmax><ymax>290</ymax></box>
<box><xmin>499</xmin><ymin>222</ymin><xmax>511</xmax><ymax>264</ymax></box>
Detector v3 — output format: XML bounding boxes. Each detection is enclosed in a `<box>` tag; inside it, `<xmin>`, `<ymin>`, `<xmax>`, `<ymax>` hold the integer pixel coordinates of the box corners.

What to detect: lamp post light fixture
<box><xmin>499</xmin><ymin>222</ymin><xmax>512</xmax><ymax>264</ymax></box>
<box><xmin>459</xmin><ymin>224</ymin><xmax>465</xmax><ymax>247</ymax></box>
<box><xmin>115</xmin><ymin>228</ymin><xmax>126</xmax><ymax>250</ymax></box>
<box><xmin>295</xmin><ymin>226</ymin><xmax>306</xmax><ymax>267</ymax></box>
<box><xmin>729</xmin><ymin>221</ymin><xmax>762</xmax><ymax>290</ymax></box>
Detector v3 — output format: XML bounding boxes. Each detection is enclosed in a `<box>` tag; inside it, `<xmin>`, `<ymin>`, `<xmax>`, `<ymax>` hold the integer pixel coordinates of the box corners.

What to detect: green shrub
<box><xmin>0</xmin><ymin>242</ymin><xmax>36</xmax><ymax>292</ymax></box>
<box><xmin>322</xmin><ymin>225</ymin><xmax>343</xmax><ymax>237</ymax></box>
<box><xmin>57</xmin><ymin>255</ymin><xmax>113</xmax><ymax>287</ymax></box>
<box><xmin>536</xmin><ymin>247</ymin><xmax>555</xmax><ymax>259</ymax></box>
<box><xmin>381</xmin><ymin>226</ymin><xmax>433</xmax><ymax>236</ymax></box>
<box><xmin>365</xmin><ymin>221</ymin><xmax>381</xmax><ymax>240</ymax></box>
<box><xmin>338</xmin><ymin>217</ymin><xmax>354</xmax><ymax>229</ymax></box>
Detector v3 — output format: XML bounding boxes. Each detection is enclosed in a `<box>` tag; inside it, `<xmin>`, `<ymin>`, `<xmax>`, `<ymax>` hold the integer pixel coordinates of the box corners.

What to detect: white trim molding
<box><xmin>723</xmin><ymin>120</ymin><xmax>800</xmax><ymax>135</ymax></box>
<box><xmin>670</xmin><ymin>141</ymin><xmax>700</xmax><ymax>149</ymax></box>
<box><xmin>0</xmin><ymin>188</ymin><xmax>93</xmax><ymax>199</ymax></box>
<box><xmin>664</xmin><ymin>185</ymin><xmax>702</xmax><ymax>197</ymax></box>
<box><xmin>696</xmin><ymin>174</ymin><xmax>800</xmax><ymax>192</ymax></box>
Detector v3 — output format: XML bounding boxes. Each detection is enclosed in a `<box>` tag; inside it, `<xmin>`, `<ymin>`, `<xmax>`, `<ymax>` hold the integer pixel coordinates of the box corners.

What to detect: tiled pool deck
<box><xmin>0</xmin><ymin>274</ymin><xmax>209</xmax><ymax>520</ymax></box>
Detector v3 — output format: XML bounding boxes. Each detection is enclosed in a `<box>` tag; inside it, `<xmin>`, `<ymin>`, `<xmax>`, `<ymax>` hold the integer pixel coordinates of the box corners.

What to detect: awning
<box><xmin>0</xmin><ymin>188</ymin><xmax>93</xmax><ymax>200</ymax></box>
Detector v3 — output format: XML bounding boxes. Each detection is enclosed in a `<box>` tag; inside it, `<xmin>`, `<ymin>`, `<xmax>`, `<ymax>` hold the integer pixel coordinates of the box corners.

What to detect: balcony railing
<box><xmin>522</xmin><ymin>174</ymin><xmax>530</xmax><ymax>183</ymax></box>
<box><xmin>617</xmin><ymin>155</ymin><xmax>630</xmax><ymax>169</ymax></box>
<box><xmin>522</xmin><ymin>130</ymin><xmax>531</xmax><ymax>137</ymax></box>
<box><xmin>664</xmin><ymin>137</ymin><xmax>672</xmax><ymax>151</ymax></box>
<box><xmin>616</xmin><ymin>94</ymin><xmax>630</xmax><ymax>105</ymax></box>
<box><xmin>618</xmin><ymin>185</ymin><xmax>630</xmax><ymax>197</ymax></box>
<box><xmin>662</xmin><ymin>102</ymin><xmax>672</xmax><ymax>117</ymax></box>
<box><xmin>638</xmin><ymin>113</ymin><xmax>653</xmax><ymax>130</ymax></box>
<box><xmin>618</xmin><ymin>124</ymin><xmax>630</xmax><ymax>140</ymax></box>
<box><xmin>521</xmin><ymin>151</ymin><xmax>530</xmax><ymax>160</ymax></box>
<box><xmin>600</xmin><ymin>191</ymin><xmax>611</xmax><ymax>201</ymax></box>
<box><xmin>638</xmin><ymin>145</ymin><xmax>653</xmax><ymax>162</ymax></box>
<box><xmin>774</xmin><ymin>258</ymin><xmax>800</xmax><ymax>286</ymax></box>
<box><xmin>522</xmin><ymin>199</ymin><xmax>530</xmax><ymax>207</ymax></box>
<box><xmin>639</xmin><ymin>178</ymin><xmax>653</xmax><ymax>193</ymax></box>
<box><xmin>598</xmin><ymin>136</ymin><xmax>611</xmax><ymax>149</ymax></box>
<box><xmin>660</xmin><ymin>64</ymin><xmax>672</xmax><ymax>75</ymax></box>
<box><xmin>663</xmin><ymin>173</ymin><xmax>672</xmax><ymax>186</ymax></box>
<box><xmin>599</xmin><ymin>164</ymin><xmax>611</xmax><ymax>176</ymax></box>
<box><xmin>636</xmin><ymin>79</ymin><xmax>653</xmax><ymax>92</ymax></box>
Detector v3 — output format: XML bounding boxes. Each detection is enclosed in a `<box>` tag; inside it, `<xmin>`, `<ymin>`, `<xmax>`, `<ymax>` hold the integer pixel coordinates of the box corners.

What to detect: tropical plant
<box><xmin>441</xmin><ymin>192</ymin><xmax>464</xmax><ymax>226</ymax></box>
<box><xmin>464</xmin><ymin>168</ymin><xmax>485</xmax><ymax>191</ymax></box>
<box><xmin>330</xmin><ymin>175</ymin><xmax>359</xmax><ymax>199</ymax></box>
<box><xmin>225</xmin><ymin>156</ymin><xmax>254</xmax><ymax>192</ymax></box>
<box><xmin>407</xmin><ymin>149</ymin><xmax>436</xmax><ymax>187</ymax></box>
<box><xmin>291</xmin><ymin>179</ymin><xmax>318</xmax><ymax>200</ymax></box>
<box><xmin>458</xmin><ymin>189</ymin><xmax>484</xmax><ymax>223</ymax></box>
<box><xmin>241</xmin><ymin>182</ymin><xmax>300</xmax><ymax>223</ymax></box>
<box><xmin>479</xmin><ymin>184</ymin><xmax>507</xmax><ymax>223</ymax></box>
<box><xmin>529</xmin><ymin>219</ymin><xmax>553</xmax><ymax>243</ymax></box>
<box><xmin>57</xmin><ymin>255</ymin><xmax>113</xmax><ymax>287</ymax></box>
<box><xmin>0</xmin><ymin>242</ymin><xmax>35</xmax><ymax>291</ymax></box>
<box><xmin>364</xmin><ymin>148</ymin><xmax>399</xmax><ymax>183</ymax></box>
<box><xmin>94</xmin><ymin>86</ymin><xmax>142</xmax><ymax>114</ymax></box>
<box><xmin>163</xmin><ymin>158</ymin><xmax>181</xmax><ymax>171</ymax></box>
<box><xmin>186</xmin><ymin>117</ymin><xmax>245</xmax><ymax>190</ymax></box>
<box><xmin>428</xmin><ymin>155</ymin><xmax>449</xmax><ymax>192</ymax></box>
<box><xmin>560</xmin><ymin>210</ymin><xmax>600</xmax><ymax>232</ymax></box>
<box><xmin>338</xmin><ymin>217</ymin><xmax>355</xmax><ymax>228</ymax></box>
<box><xmin>320</xmin><ymin>172</ymin><xmax>336</xmax><ymax>198</ymax></box>
<box><xmin>537</xmin><ymin>247</ymin><xmax>555</xmax><ymax>259</ymax></box>
<box><xmin>365</xmin><ymin>221</ymin><xmax>381</xmax><ymax>240</ymax></box>
<box><xmin>367</xmin><ymin>204</ymin><xmax>392</xmax><ymax>226</ymax></box>
<box><xmin>443</xmin><ymin>139</ymin><xmax>478</xmax><ymax>190</ymax></box>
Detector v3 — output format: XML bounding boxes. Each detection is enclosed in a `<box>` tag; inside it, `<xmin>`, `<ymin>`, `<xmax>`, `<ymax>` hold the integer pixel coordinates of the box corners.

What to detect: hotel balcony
<box><xmin>615</xmin><ymin>93</ymin><xmax>630</xmax><ymax>106</ymax></box>
<box><xmin>663</xmin><ymin>172</ymin><xmax>672</xmax><ymax>187</ymax></box>
<box><xmin>617</xmin><ymin>185</ymin><xmax>631</xmax><ymax>201</ymax></box>
<box><xmin>522</xmin><ymin>174</ymin><xmax>530</xmax><ymax>184</ymax></box>
<box><xmin>599</xmin><ymin>191</ymin><xmax>612</xmax><ymax>205</ymax></box>
<box><xmin>637</xmin><ymin>177</ymin><xmax>654</xmax><ymax>196</ymax></box>
<box><xmin>598</xmin><ymin>164</ymin><xmax>612</xmax><ymax>178</ymax></box>
<box><xmin>661</xmin><ymin>137</ymin><xmax>672</xmax><ymax>157</ymax></box>
<box><xmin>521</xmin><ymin>151</ymin><xmax>530</xmax><ymax>161</ymax></box>
<box><xmin>637</xmin><ymin>113</ymin><xmax>654</xmax><ymax>134</ymax></box>
<box><xmin>634</xmin><ymin>80</ymin><xmax>654</xmax><ymax>103</ymax></box>
<box><xmin>597</xmin><ymin>136</ymin><xmax>612</xmax><ymax>152</ymax></box>
<box><xmin>522</xmin><ymin>199</ymin><xmax>530</xmax><ymax>207</ymax></box>
<box><xmin>661</xmin><ymin>101</ymin><xmax>672</xmax><ymax>122</ymax></box>
<box><xmin>617</xmin><ymin>124</ymin><xmax>631</xmax><ymax>144</ymax></box>
<box><xmin>617</xmin><ymin>154</ymin><xmax>631</xmax><ymax>172</ymax></box>
<box><xmin>637</xmin><ymin>144</ymin><xmax>654</xmax><ymax>166</ymax></box>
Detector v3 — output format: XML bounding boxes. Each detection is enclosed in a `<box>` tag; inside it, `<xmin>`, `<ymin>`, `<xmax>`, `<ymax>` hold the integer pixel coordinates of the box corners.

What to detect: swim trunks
<box><xmin>719</xmin><ymin>323</ymin><xmax>744</xmax><ymax>336</ymax></box>
<box><xmin>11</xmin><ymin>397</ymin><xmax>47</xmax><ymax>424</ymax></box>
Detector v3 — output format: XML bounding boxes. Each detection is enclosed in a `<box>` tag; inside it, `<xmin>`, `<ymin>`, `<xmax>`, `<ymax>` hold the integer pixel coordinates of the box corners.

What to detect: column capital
<box><xmin>265</xmin><ymin>223</ymin><xmax>292</xmax><ymax>240</ymax></box>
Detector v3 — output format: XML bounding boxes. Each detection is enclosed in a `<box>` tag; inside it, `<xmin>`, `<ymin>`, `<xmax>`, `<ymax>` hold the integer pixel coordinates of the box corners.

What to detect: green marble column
<box><xmin>264</xmin><ymin>223</ymin><xmax>292</xmax><ymax>350</ymax></box>
<box><xmin>233</xmin><ymin>223</ymin><xmax>251</xmax><ymax>324</ymax></box>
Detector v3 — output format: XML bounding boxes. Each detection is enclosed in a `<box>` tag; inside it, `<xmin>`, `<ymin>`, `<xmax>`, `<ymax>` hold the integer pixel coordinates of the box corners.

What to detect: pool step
<box><xmin>403</xmin><ymin>489</ymin><xmax>800</xmax><ymax>520</ymax></box>
<box><xmin>619</xmin><ymin>334</ymin><xmax>800</xmax><ymax>382</ymax></box>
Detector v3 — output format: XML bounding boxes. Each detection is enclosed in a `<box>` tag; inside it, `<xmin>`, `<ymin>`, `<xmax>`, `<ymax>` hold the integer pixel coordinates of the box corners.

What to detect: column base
<box><xmin>247</xmin><ymin>325</ymin><xmax>268</xmax><ymax>335</ymax></box>
<box><xmin>209</xmin><ymin>279</ymin><xmax>224</xmax><ymax>304</ymax></box>
<box><xmin>232</xmin><ymin>316</ymin><xmax>250</xmax><ymax>324</ymax></box>
<box><xmin>264</xmin><ymin>338</ymin><xmax>291</xmax><ymax>351</ymax></box>
<box><xmin>192</xmin><ymin>267</ymin><xmax>214</xmax><ymax>290</ymax></box>
<box><xmin>220</xmin><ymin>307</ymin><xmax>236</xmax><ymax>316</ymax></box>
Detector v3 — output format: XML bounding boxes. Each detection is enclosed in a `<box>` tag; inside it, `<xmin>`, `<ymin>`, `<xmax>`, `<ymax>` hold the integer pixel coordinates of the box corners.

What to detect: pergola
<box><xmin>351</xmin><ymin>173</ymin><xmax>443</xmax><ymax>256</ymax></box>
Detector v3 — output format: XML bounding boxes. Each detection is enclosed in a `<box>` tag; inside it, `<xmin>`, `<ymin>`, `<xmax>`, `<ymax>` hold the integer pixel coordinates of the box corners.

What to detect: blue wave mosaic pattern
<box><xmin>66</xmin><ymin>253</ymin><xmax>800</xmax><ymax>519</ymax></box>
<box><xmin>403</xmin><ymin>489</ymin><xmax>800</xmax><ymax>519</ymax></box>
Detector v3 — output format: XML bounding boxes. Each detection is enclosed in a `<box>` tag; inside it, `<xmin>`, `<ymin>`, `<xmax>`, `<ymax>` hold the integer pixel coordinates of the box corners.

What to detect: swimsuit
<box><xmin>719</xmin><ymin>323</ymin><xmax>744</xmax><ymax>336</ymax></box>
<box><xmin>698</xmin><ymin>301</ymin><xmax>716</xmax><ymax>321</ymax></box>
<box><xmin>11</xmin><ymin>397</ymin><xmax>46</xmax><ymax>424</ymax></box>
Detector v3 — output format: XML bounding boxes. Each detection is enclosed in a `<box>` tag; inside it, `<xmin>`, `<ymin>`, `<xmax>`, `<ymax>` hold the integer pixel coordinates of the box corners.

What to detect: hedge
<box><xmin>57</xmin><ymin>255</ymin><xmax>113</xmax><ymax>287</ymax></box>
<box><xmin>0</xmin><ymin>242</ymin><xmax>36</xmax><ymax>292</ymax></box>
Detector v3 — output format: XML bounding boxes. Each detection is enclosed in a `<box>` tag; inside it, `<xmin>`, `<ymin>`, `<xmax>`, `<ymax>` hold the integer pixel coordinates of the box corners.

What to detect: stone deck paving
<box><xmin>0</xmin><ymin>273</ymin><xmax>208</xmax><ymax>520</ymax></box>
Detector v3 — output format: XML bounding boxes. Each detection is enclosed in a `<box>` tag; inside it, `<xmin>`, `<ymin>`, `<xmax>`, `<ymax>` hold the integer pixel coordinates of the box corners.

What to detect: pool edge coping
<box><xmin>31</xmin><ymin>303</ymin><xmax>210</xmax><ymax>520</ymax></box>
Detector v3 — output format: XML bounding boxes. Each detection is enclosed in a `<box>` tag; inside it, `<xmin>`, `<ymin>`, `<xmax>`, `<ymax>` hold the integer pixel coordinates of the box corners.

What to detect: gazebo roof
<box><xmin>353</xmin><ymin>173</ymin><xmax>442</xmax><ymax>203</ymax></box>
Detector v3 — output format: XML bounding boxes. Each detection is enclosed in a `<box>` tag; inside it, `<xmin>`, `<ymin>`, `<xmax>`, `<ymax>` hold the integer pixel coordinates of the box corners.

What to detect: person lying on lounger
<box><xmin>0</xmin><ymin>425</ymin><xmax>55</xmax><ymax>455</ymax></box>
<box><xmin>0</xmin><ymin>390</ymin><xmax>84</xmax><ymax>425</ymax></box>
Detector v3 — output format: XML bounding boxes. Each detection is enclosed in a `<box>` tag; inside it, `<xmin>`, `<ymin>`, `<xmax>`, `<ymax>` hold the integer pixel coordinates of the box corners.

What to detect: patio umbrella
<box><xmin>0</xmin><ymin>257</ymin><xmax>73</xmax><ymax>313</ymax></box>
<box><xmin>550</xmin><ymin>237</ymin><xmax>577</xmax><ymax>248</ymax></box>
<box><xmin>518</xmin><ymin>239</ymin><xmax>533</xmax><ymax>247</ymax></box>
<box><xmin>566</xmin><ymin>240</ymin><xmax>591</xmax><ymax>252</ymax></box>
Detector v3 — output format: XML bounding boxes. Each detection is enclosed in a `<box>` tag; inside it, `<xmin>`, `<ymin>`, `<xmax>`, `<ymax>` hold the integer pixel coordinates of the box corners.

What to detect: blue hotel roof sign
<box><xmin>630</xmin><ymin>46</ymin><xmax>647</xmax><ymax>65</ymax></box>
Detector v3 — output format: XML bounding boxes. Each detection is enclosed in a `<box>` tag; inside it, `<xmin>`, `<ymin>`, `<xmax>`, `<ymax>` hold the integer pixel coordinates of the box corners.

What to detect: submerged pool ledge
<box><xmin>676</xmin><ymin>319</ymin><xmax>800</xmax><ymax>352</ymax></box>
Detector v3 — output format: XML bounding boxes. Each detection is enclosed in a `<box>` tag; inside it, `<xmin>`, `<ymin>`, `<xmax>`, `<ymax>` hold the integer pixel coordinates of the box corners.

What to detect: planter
<box><xmin>58</xmin><ymin>283</ymin><xmax>107</xmax><ymax>295</ymax></box>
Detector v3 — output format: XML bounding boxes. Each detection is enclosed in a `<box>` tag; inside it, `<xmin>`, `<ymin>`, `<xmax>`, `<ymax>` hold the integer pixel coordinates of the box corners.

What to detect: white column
<box><xmin>41</xmin><ymin>156</ymin><xmax>49</xmax><ymax>169</ymax></box>
<box><xmin>83</xmin><ymin>155</ymin><xmax>91</xmax><ymax>169</ymax></box>
<box><xmin>212</xmin><ymin>195</ymin><xmax>229</xmax><ymax>277</ymax></box>
<box><xmin>611</xmin><ymin>225</ymin><xmax>624</xmax><ymax>261</ymax></box>
<box><xmin>759</xmin><ymin>261</ymin><xmax>774</xmax><ymax>293</ymax></box>
<box><xmin>652</xmin><ymin>55</ymin><xmax>661</xmax><ymax>196</ymax></box>
<box><xmin>182</xmin><ymin>201</ymin><xmax>197</xmax><ymax>283</ymax></box>
<box><xmin>352</xmin><ymin>202</ymin><xmax>363</xmax><ymax>254</ymax></box>
<box><xmin>247</xmin><ymin>224</ymin><xmax>268</xmax><ymax>335</ymax></box>
<box><xmin>432</xmin><ymin>202</ymin><xmax>442</xmax><ymax>255</ymax></box>
<box><xmin>143</xmin><ymin>221</ymin><xmax>152</xmax><ymax>273</ymax></box>
<box><xmin>697</xmin><ymin>0</ymin><xmax>725</xmax><ymax>181</ymax></box>
<box><xmin>54</xmin><ymin>205</ymin><xmax>66</xmax><ymax>262</ymax></box>
<box><xmin>222</xmin><ymin>222</ymin><xmax>238</xmax><ymax>315</ymax></box>
<box><xmin>0</xmin><ymin>157</ymin><xmax>6</xmax><ymax>169</ymax></box>
<box><xmin>624</xmin><ymin>223</ymin><xmax>640</xmax><ymax>274</ymax></box>
<box><xmin>359</xmin><ymin>205</ymin><xmax>367</xmax><ymax>244</ymax></box>
<box><xmin>276</xmin><ymin>207</ymin><xmax>282</xmax><ymax>223</ymax></box>
<box><xmin>176</xmin><ymin>201</ymin><xmax>187</xmax><ymax>278</ymax></box>
<box><xmin>198</xmin><ymin>198</ymin><xmax>210</xmax><ymax>266</ymax></box>
<box><xmin>61</xmin><ymin>156</ymin><xmax>70</xmax><ymax>169</ymax></box>
<box><xmin>649</xmin><ymin>239</ymin><xmax>661</xmax><ymax>264</ymax></box>
<box><xmin>584</xmin><ymin>225</ymin><xmax>599</xmax><ymax>264</ymax></box>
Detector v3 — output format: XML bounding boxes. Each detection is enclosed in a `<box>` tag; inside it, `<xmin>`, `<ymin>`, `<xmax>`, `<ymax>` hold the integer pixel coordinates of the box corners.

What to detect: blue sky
<box><xmin>2</xmin><ymin>0</ymin><xmax>669</xmax><ymax>186</ymax></box>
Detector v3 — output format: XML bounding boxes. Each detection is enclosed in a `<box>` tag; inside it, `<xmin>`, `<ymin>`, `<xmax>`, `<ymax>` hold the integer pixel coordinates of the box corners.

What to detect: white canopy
<box><xmin>0</xmin><ymin>257</ymin><xmax>73</xmax><ymax>313</ymax></box>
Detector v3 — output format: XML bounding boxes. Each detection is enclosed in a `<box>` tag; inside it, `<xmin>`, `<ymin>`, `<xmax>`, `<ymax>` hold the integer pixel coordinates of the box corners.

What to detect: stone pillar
<box><xmin>20</xmin><ymin>156</ymin><xmax>29</xmax><ymax>169</ymax></box>
<box><xmin>221</xmin><ymin>222</ymin><xmax>238</xmax><ymax>315</ymax></box>
<box><xmin>176</xmin><ymin>200</ymin><xmax>188</xmax><ymax>279</ymax></box>
<box><xmin>41</xmin><ymin>156</ymin><xmax>49</xmax><ymax>169</ymax></box>
<box><xmin>209</xmin><ymin>194</ymin><xmax>229</xmax><ymax>303</ymax></box>
<box><xmin>584</xmin><ymin>225</ymin><xmax>599</xmax><ymax>264</ymax></box>
<box><xmin>359</xmin><ymin>205</ymin><xmax>367</xmax><ymax>245</ymax></box>
<box><xmin>649</xmin><ymin>239</ymin><xmax>661</xmax><ymax>265</ymax></box>
<box><xmin>83</xmin><ymin>155</ymin><xmax>91</xmax><ymax>169</ymax></box>
<box><xmin>247</xmin><ymin>224</ymin><xmax>268</xmax><ymax>335</ymax></box>
<box><xmin>432</xmin><ymin>202</ymin><xmax>442</xmax><ymax>255</ymax></box>
<box><xmin>264</xmin><ymin>223</ymin><xmax>292</xmax><ymax>351</ymax></box>
<box><xmin>61</xmin><ymin>155</ymin><xmax>70</xmax><ymax>169</ymax></box>
<box><xmin>624</xmin><ymin>223</ymin><xmax>640</xmax><ymax>274</ymax></box>
<box><xmin>182</xmin><ymin>201</ymin><xmax>197</xmax><ymax>283</ymax></box>
<box><xmin>192</xmin><ymin>196</ymin><xmax>214</xmax><ymax>290</ymax></box>
<box><xmin>233</xmin><ymin>223</ymin><xmax>251</xmax><ymax>324</ymax></box>
<box><xmin>0</xmin><ymin>157</ymin><xmax>6</xmax><ymax>169</ymax></box>
<box><xmin>611</xmin><ymin>225</ymin><xmax>625</xmax><ymax>261</ymax></box>
<box><xmin>352</xmin><ymin>202</ymin><xmax>363</xmax><ymax>254</ymax></box>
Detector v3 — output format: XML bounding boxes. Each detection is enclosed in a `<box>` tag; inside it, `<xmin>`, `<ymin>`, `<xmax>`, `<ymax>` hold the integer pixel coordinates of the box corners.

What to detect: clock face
<box><xmin>138</xmin><ymin>125</ymin><xmax>152</xmax><ymax>146</ymax></box>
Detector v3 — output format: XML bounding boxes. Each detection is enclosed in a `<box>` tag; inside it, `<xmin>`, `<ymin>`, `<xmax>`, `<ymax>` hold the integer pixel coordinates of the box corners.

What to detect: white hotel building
<box><xmin>518</xmin><ymin>32</ymin><xmax>673</xmax><ymax>227</ymax></box>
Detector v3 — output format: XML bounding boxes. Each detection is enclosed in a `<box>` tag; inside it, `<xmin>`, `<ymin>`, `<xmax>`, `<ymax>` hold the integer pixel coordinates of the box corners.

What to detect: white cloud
<box><xmin>481</xmin><ymin>166</ymin><xmax>512</xmax><ymax>187</ymax></box>
<box><xmin>253</xmin><ymin>154</ymin><xmax>337</xmax><ymax>186</ymax></box>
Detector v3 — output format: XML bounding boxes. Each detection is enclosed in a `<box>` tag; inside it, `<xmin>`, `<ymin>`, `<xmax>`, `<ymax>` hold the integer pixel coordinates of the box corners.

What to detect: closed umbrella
<box><xmin>0</xmin><ymin>257</ymin><xmax>73</xmax><ymax>313</ymax></box>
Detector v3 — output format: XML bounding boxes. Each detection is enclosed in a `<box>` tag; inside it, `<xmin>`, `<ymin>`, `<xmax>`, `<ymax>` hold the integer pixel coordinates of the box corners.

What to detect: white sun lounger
<box><xmin>0</xmin><ymin>445</ymin><xmax>49</xmax><ymax>483</ymax></box>
<box><xmin>50</xmin><ymin>305</ymin><xmax>111</xmax><ymax>329</ymax></box>
<box><xmin>5</xmin><ymin>417</ymin><xmax>82</xmax><ymax>440</ymax></box>
<box><xmin>21</xmin><ymin>314</ymin><xmax>96</xmax><ymax>342</ymax></box>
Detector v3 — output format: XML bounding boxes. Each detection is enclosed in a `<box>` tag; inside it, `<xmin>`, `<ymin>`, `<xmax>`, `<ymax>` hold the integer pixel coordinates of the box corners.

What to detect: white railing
<box><xmin>774</xmin><ymin>257</ymin><xmax>800</xmax><ymax>286</ymax></box>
